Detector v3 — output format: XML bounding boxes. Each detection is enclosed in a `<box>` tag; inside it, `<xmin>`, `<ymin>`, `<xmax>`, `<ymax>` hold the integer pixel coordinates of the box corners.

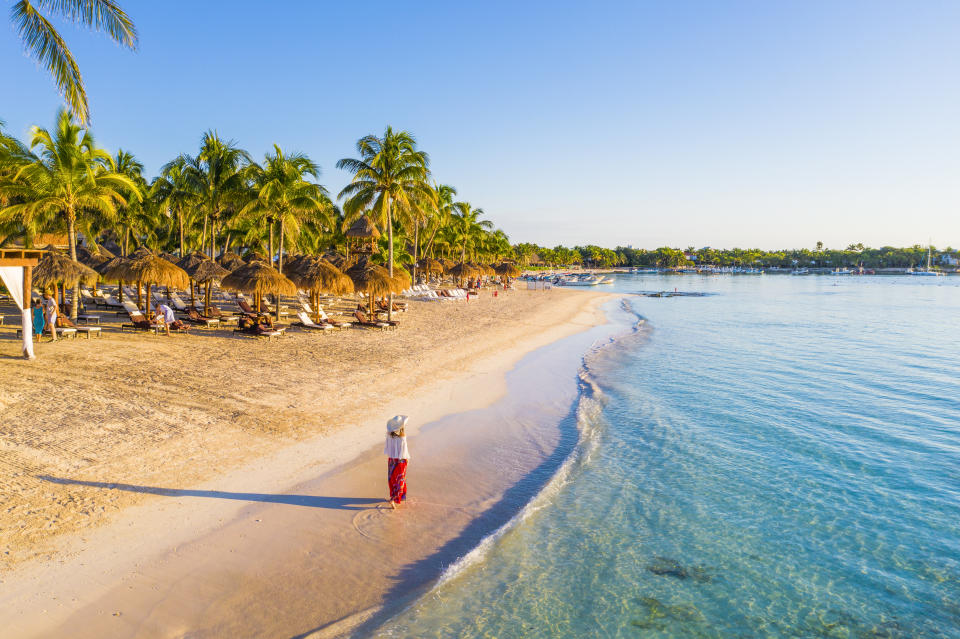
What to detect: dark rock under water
<box><xmin>646</xmin><ymin>556</ymin><xmax>713</xmax><ymax>583</ymax></box>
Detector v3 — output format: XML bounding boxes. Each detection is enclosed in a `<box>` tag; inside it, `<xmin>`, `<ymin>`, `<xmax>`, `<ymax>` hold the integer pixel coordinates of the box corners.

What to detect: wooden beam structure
<box><xmin>0</xmin><ymin>248</ymin><xmax>43</xmax><ymax>267</ymax></box>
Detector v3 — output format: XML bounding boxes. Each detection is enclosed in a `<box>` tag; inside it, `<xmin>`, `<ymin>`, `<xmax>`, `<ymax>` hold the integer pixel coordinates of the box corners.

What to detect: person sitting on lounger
<box><xmin>155</xmin><ymin>302</ymin><xmax>187</xmax><ymax>334</ymax></box>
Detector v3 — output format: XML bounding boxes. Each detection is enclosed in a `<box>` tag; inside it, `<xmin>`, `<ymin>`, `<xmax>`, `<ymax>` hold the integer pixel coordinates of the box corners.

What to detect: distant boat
<box><xmin>909</xmin><ymin>245</ymin><xmax>944</xmax><ymax>276</ymax></box>
<box><xmin>631</xmin><ymin>268</ymin><xmax>659</xmax><ymax>274</ymax></box>
<box><xmin>830</xmin><ymin>268</ymin><xmax>852</xmax><ymax>275</ymax></box>
<box><xmin>791</xmin><ymin>268</ymin><xmax>810</xmax><ymax>275</ymax></box>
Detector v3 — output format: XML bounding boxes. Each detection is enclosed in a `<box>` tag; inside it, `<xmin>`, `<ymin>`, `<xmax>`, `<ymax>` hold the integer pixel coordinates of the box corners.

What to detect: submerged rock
<box><xmin>646</xmin><ymin>556</ymin><xmax>713</xmax><ymax>583</ymax></box>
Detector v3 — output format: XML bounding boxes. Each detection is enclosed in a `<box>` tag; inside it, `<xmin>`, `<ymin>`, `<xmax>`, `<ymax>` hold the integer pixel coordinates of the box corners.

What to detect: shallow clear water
<box><xmin>376</xmin><ymin>275</ymin><xmax>960</xmax><ymax>638</ymax></box>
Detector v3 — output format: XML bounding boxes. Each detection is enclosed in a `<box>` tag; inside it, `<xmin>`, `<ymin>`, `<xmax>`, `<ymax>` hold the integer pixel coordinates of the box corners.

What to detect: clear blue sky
<box><xmin>4</xmin><ymin>1</ymin><xmax>960</xmax><ymax>250</ymax></box>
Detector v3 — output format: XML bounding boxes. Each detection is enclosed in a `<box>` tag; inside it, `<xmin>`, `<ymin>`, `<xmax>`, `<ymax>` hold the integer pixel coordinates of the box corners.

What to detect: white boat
<box><xmin>830</xmin><ymin>268</ymin><xmax>852</xmax><ymax>275</ymax></box>
<box><xmin>791</xmin><ymin>268</ymin><xmax>810</xmax><ymax>275</ymax></box>
<box><xmin>555</xmin><ymin>274</ymin><xmax>603</xmax><ymax>286</ymax></box>
<box><xmin>909</xmin><ymin>244</ymin><xmax>944</xmax><ymax>276</ymax></box>
<box><xmin>631</xmin><ymin>268</ymin><xmax>659</xmax><ymax>274</ymax></box>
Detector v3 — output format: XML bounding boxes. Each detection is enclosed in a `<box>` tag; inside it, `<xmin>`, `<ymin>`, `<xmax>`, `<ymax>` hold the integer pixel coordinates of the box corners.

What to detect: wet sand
<box><xmin>0</xmin><ymin>289</ymin><xmax>613</xmax><ymax>638</ymax></box>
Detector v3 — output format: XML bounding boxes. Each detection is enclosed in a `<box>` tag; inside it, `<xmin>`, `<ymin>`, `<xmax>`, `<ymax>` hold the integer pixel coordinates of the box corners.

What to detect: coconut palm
<box><xmin>11</xmin><ymin>0</ymin><xmax>137</xmax><ymax>124</ymax></box>
<box><xmin>421</xmin><ymin>183</ymin><xmax>457</xmax><ymax>262</ymax></box>
<box><xmin>451</xmin><ymin>202</ymin><xmax>492</xmax><ymax>264</ymax></box>
<box><xmin>337</xmin><ymin>127</ymin><xmax>431</xmax><ymax>320</ymax></box>
<box><xmin>0</xmin><ymin>109</ymin><xmax>137</xmax><ymax>318</ymax></box>
<box><xmin>106</xmin><ymin>149</ymin><xmax>148</xmax><ymax>256</ymax></box>
<box><xmin>167</xmin><ymin>131</ymin><xmax>251</xmax><ymax>260</ymax></box>
<box><xmin>152</xmin><ymin>156</ymin><xmax>201</xmax><ymax>257</ymax></box>
<box><xmin>242</xmin><ymin>145</ymin><xmax>332</xmax><ymax>275</ymax></box>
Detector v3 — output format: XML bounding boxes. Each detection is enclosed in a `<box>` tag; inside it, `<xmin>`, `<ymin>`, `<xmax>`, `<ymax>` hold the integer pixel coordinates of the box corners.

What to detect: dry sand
<box><xmin>0</xmin><ymin>288</ymin><xmax>613</xmax><ymax>638</ymax></box>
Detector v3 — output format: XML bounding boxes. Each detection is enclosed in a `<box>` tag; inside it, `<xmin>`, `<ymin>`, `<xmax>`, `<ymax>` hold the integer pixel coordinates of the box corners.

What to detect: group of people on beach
<box><xmin>31</xmin><ymin>293</ymin><xmax>60</xmax><ymax>341</ymax></box>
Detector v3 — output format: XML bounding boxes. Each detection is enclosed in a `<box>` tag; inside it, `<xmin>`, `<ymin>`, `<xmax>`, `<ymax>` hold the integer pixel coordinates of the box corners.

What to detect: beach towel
<box><xmin>388</xmin><ymin>458</ymin><xmax>407</xmax><ymax>504</ymax></box>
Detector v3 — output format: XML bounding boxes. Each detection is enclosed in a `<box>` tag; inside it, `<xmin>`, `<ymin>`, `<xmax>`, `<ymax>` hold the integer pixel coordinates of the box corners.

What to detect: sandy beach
<box><xmin>0</xmin><ymin>287</ymin><xmax>612</xmax><ymax>638</ymax></box>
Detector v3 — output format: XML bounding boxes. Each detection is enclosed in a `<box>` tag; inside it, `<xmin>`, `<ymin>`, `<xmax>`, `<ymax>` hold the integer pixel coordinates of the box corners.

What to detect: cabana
<box><xmin>0</xmin><ymin>248</ymin><xmax>44</xmax><ymax>359</ymax></box>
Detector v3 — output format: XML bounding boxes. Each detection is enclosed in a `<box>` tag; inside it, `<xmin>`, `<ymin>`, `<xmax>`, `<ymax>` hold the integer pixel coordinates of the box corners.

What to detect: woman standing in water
<box><xmin>384</xmin><ymin>415</ymin><xmax>410</xmax><ymax>509</ymax></box>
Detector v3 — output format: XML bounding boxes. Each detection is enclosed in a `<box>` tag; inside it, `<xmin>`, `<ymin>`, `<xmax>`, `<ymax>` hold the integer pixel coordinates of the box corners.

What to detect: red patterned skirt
<box><xmin>388</xmin><ymin>458</ymin><xmax>408</xmax><ymax>504</ymax></box>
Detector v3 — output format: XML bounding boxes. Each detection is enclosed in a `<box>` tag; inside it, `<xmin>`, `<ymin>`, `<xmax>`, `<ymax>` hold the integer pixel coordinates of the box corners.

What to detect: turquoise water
<box><xmin>376</xmin><ymin>275</ymin><xmax>960</xmax><ymax>638</ymax></box>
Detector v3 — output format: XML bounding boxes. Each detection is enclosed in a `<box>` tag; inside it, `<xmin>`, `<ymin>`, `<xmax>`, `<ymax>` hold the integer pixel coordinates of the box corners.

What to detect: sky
<box><xmin>4</xmin><ymin>0</ymin><xmax>960</xmax><ymax>250</ymax></box>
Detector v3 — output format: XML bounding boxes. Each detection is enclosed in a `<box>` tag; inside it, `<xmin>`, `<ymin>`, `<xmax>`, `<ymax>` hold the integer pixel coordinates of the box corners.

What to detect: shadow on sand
<box><xmin>35</xmin><ymin>475</ymin><xmax>383</xmax><ymax>511</ymax></box>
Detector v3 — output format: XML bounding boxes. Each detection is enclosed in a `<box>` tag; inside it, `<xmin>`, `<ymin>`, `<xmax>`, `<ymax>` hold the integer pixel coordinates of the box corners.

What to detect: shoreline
<box><xmin>0</xmin><ymin>289</ymin><xmax>616</xmax><ymax>638</ymax></box>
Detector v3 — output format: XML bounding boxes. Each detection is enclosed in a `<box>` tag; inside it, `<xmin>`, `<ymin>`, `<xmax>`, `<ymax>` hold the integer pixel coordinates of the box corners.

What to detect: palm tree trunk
<box><xmin>145</xmin><ymin>282</ymin><xmax>152</xmax><ymax>319</ymax></box>
<box><xmin>268</xmin><ymin>217</ymin><xmax>274</xmax><ymax>269</ymax></box>
<box><xmin>67</xmin><ymin>210</ymin><xmax>80</xmax><ymax>320</ymax></box>
<box><xmin>178</xmin><ymin>210</ymin><xmax>185</xmax><ymax>257</ymax></box>
<box><xmin>278</xmin><ymin>216</ymin><xmax>285</xmax><ymax>274</ymax></box>
<box><xmin>200</xmin><ymin>215</ymin><xmax>208</xmax><ymax>257</ymax></box>
<box><xmin>385</xmin><ymin>198</ymin><xmax>393</xmax><ymax>322</ymax></box>
<box><xmin>412</xmin><ymin>222</ymin><xmax>419</xmax><ymax>284</ymax></box>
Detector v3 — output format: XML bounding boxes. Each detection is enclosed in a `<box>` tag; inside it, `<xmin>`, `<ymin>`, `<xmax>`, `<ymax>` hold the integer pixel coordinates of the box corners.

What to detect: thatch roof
<box><xmin>416</xmin><ymin>257</ymin><xmax>444</xmax><ymax>273</ymax></box>
<box><xmin>345</xmin><ymin>256</ymin><xmax>404</xmax><ymax>296</ymax></box>
<box><xmin>291</xmin><ymin>258</ymin><xmax>354</xmax><ymax>295</ymax></box>
<box><xmin>76</xmin><ymin>245</ymin><xmax>113</xmax><ymax>269</ymax></box>
<box><xmin>447</xmin><ymin>262</ymin><xmax>480</xmax><ymax>278</ymax></box>
<box><xmin>243</xmin><ymin>251</ymin><xmax>267</xmax><ymax>263</ymax></box>
<box><xmin>125</xmin><ymin>254</ymin><xmax>190</xmax><ymax>288</ymax></box>
<box><xmin>33</xmin><ymin>249</ymin><xmax>99</xmax><ymax>288</ymax></box>
<box><xmin>345</xmin><ymin>216</ymin><xmax>380</xmax><ymax>239</ymax></box>
<box><xmin>128</xmin><ymin>246</ymin><xmax>153</xmax><ymax>260</ymax></box>
<box><xmin>159</xmin><ymin>251</ymin><xmax>180</xmax><ymax>264</ymax></box>
<box><xmin>98</xmin><ymin>256</ymin><xmax>131</xmax><ymax>280</ymax></box>
<box><xmin>494</xmin><ymin>262</ymin><xmax>521</xmax><ymax>277</ymax></box>
<box><xmin>176</xmin><ymin>251</ymin><xmax>208</xmax><ymax>273</ymax></box>
<box><xmin>324</xmin><ymin>252</ymin><xmax>349</xmax><ymax>269</ymax></box>
<box><xmin>221</xmin><ymin>261</ymin><xmax>297</xmax><ymax>296</ymax></box>
<box><xmin>391</xmin><ymin>266</ymin><xmax>412</xmax><ymax>291</ymax></box>
<box><xmin>191</xmin><ymin>260</ymin><xmax>230</xmax><ymax>283</ymax></box>
<box><xmin>218</xmin><ymin>252</ymin><xmax>245</xmax><ymax>270</ymax></box>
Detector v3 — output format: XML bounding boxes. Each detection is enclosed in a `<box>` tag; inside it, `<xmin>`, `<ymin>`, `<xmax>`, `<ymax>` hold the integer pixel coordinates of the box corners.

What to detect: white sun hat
<box><xmin>386</xmin><ymin>415</ymin><xmax>409</xmax><ymax>433</ymax></box>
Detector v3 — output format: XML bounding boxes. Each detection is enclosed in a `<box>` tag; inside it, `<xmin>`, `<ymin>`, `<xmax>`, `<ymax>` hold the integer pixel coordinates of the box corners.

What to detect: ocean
<box><xmin>374</xmin><ymin>274</ymin><xmax>960</xmax><ymax>638</ymax></box>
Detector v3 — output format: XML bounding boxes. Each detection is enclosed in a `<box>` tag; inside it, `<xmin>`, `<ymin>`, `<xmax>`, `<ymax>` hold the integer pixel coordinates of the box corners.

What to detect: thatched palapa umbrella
<box><xmin>447</xmin><ymin>262</ymin><xmax>479</xmax><ymax>286</ymax></box>
<box><xmin>495</xmin><ymin>262</ymin><xmax>521</xmax><ymax>277</ymax></box>
<box><xmin>416</xmin><ymin>257</ymin><xmax>444</xmax><ymax>278</ymax></box>
<box><xmin>290</xmin><ymin>257</ymin><xmax>355</xmax><ymax>322</ymax></box>
<box><xmin>221</xmin><ymin>261</ymin><xmax>297</xmax><ymax>317</ymax></box>
<box><xmin>125</xmin><ymin>254</ymin><xmax>190</xmax><ymax>318</ymax></box>
<box><xmin>98</xmin><ymin>255</ymin><xmax>132</xmax><ymax>303</ymax></box>
<box><xmin>190</xmin><ymin>259</ymin><xmax>230</xmax><ymax>313</ymax></box>
<box><xmin>345</xmin><ymin>256</ymin><xmax>405</xmax><ymax>317</ymax></box>
<box><xmin>33</xmin><ymin>248</ymin><xmax>99</xmax><ymax>311</ymax></box>
<box><xmin>218</xmin><ymin>252</ymin><xmax>245</xmax><ymax>271</ymax></box>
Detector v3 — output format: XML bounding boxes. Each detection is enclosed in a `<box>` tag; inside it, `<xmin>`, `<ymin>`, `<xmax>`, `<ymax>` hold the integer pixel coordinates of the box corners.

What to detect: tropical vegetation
<box><xmin>0</xmin><ymin>112</ymin><xmax>518</xmax><ymax>311</ymax></box>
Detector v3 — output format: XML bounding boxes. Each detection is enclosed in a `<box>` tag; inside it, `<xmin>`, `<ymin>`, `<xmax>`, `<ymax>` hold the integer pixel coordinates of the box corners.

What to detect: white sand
<box><xmin>0</xmin><ymin>289</ymin><xmax>613</xmax><ymax>638</ymax></box>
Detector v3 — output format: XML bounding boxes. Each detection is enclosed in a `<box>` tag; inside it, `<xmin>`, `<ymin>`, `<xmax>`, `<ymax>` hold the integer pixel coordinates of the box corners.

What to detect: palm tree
<box><xmin>11</xmin><ymin>0</ymin><xmax>138</xmax><ymax>124</ymax></box>
<box><xmin>451</xmin><ymin>202</ymin><xmax>492</xmax><ymax>264</ymax></box>
<box><xmin>0</xmin><ymin>109</ymin><xmax>137</xmax><ymax>318</ymax></box>
<box><xmin>243</xmin><ymin>145</ymin><xmax>331</xmax><ymax>274</ymax></box>
<box><xmin>337</xmin><ymin>127</ymin><xmax>431</xmax><ymax>320</ymax></box>
<box><xmin>167</xmin><ymin>132</ymin><xmax>251</xmax><ymax>260</ymax></box>
<box><xmin>108</xmin><ymin>149</ymin><xmax>147</xmax><ymax>255</ymax></box>
<box><xmin>152</xmin><ymin>157</ymin><xmax>200</xmax><ymax>256</ymax></box>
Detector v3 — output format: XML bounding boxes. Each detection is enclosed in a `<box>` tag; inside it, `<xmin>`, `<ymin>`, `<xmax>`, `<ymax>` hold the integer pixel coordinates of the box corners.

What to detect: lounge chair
<box><xmin>169</xmin><ymin>293</ymin><xmax>190</xmax><ymax>311</ymax></box>
<box><xmin>120</xmin><ymin>310</ymin><xmax>160</xmax><ymax>333</ymax></box>
<box><xmin>58</xmin><ymin>315</ymin><xmax>102</xmax><ymax>339</ymax></box>
<box><xmin>294</xmin><ymin>311</ymin><xmax>335</xmax><ymax>332</ymax></box>
<box><xmin>234</xmin><ymin>316</ymin><xmax>284</xmax><ymax>339</ymax></box>
<box><xmin>315</xmin><ymin>306</ymin><xmax>352</xmax><ymax>328</ymax></box>
<box><xmin>185</xmin><ymin>307</ymin><xmax>220</xmax><ymax>328</ymax></box>
<box><xmin>353</xmin><ymin>310</ymin><xmax>392</xmax><ymax>330</ymax></box>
